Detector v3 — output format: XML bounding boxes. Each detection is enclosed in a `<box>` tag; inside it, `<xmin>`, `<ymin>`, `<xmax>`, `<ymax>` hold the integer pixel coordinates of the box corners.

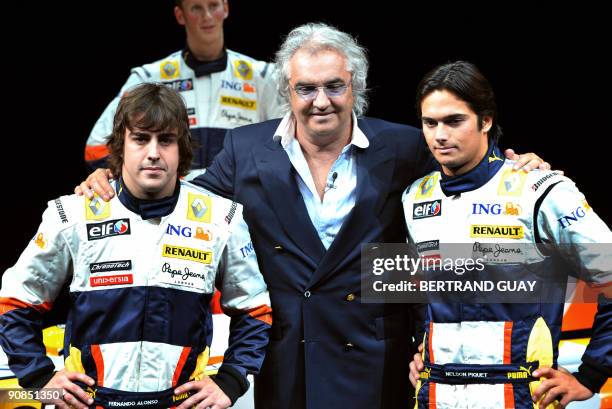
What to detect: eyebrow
<box><xmin>130</xmin><ymin>131</ymin><xmax>152</xmax><ymax>137</ymax></box>
<box><xmin>129</xmin><ymin>130</ymin><xmax>177</xmax><ymax>138</ymax></box>
<box><xmin>421</xmin><ymin>113</ymin><xmax>468</xmax><ymax>122</ymax></box>
<box><xmin>158</xmin><ymin>132</ymin><xmax>178</xmax><ymax>138</ymax></box>
<box><xmin>294</xmin><ymin>77</ymin><xmax>346</xmax><ymax>86</ymax></box>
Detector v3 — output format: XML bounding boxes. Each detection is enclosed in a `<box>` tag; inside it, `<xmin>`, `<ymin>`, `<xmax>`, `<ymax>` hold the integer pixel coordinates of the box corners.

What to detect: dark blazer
<box><xmin>197</xmin><ymin>117</ymin><xmax>434</xmax><ymax>409</ymax></box>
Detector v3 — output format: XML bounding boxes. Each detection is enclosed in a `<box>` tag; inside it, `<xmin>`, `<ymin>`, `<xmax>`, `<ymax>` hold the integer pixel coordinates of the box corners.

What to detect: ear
<box><xmin>174</xmin><ymin>6</ymin><xmax>186</xmax><ymax>26</ymax></box>
<box><xmin>482</xmin><ymin>116</ymin><xmax>493</xmax><ymax>134</ymax></box>
<box><xmin>223</xmin><ymin>0</ymin><xmax>229</xmax><ymax>19</ymax></box>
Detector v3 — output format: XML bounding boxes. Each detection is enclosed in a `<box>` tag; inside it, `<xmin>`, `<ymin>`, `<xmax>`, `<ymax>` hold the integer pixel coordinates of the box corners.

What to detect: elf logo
<box><xmin>413</xmin><ymin>200</ymin><xmax>442</xmax><ymax>219</ymax></box>
<box><xmin>87</xmin><ymin>219</ymin><xmax>131</xmax><ymax>241</ymax></box>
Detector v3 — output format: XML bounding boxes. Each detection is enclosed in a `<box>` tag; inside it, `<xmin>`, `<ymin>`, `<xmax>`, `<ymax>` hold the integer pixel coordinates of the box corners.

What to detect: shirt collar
<box><xmin>116</xmin><ymin>177</ymin><xmax>181</xmax><ymax>220</ymax></box>
<box><xmin>182</xmin><ymin>47</ymin><xmax>228</xmax><ymax>77</ymax></box>
<box><xmin>273</xmin><ymin>112</ymin><xmax>369</xmax><ymax>150</ymax></box>
<box><xmin>439</xmin><ymin>143</ymin><xmax>506</xmax><ymax>196</ymax></box>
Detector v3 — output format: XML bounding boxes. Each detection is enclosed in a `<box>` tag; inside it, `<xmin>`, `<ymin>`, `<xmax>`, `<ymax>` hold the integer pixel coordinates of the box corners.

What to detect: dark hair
<box><xmin>107</xmin><ymin>83</ymin><xmax>193</xmax><ymax>177</ymax></box>
<box><xmin>416</xmin><ymin>61</ymin><xmax>502</xmax><ymax>144</ymax></box>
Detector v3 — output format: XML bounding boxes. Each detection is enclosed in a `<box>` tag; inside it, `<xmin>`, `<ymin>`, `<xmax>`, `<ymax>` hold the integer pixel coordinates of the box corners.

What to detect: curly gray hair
<box><xmin>274</xmin><ymin>22</ymin><xmax>369</xmax><ymax>116</ymax></box>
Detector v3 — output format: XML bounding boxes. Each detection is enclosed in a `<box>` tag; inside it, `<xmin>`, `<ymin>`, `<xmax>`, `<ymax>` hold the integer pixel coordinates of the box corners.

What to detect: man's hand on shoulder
<box><xmin>504</xmin><ymin>149</ymin><xmax>552</xmax><ymax>172</ymax></box>
<box><xmin>74</xmin><ymin>168</ymin><xmax>115</xmax><ymax>201</ymax></box>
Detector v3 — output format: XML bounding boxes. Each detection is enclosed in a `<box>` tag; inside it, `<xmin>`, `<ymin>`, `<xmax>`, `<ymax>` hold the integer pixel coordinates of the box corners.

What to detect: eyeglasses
<box><xmin>292</xmin><ymin>81</ymin><xmax>350</xmax><ymax>101</ymax></box>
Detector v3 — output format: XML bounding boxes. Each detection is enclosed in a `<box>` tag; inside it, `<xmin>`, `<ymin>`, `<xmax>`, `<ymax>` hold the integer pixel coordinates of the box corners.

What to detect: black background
<box><xmin>2</xmin><ymin>2</ymin><xmax>608</xmax><ymax>274</ymax></box>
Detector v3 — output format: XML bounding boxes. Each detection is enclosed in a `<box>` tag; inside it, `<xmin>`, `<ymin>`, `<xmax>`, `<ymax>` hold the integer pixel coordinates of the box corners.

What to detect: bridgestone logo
<box><xmin>55</xmin><ymin>199</ymin><xmax>68</xmax><ymax>224</ymax></box>
<box><xmin>225</xmin><ymin>202</ymin><xmax>237</xmax><ymax>224</ymax></box>
<box><xmin>90</xmin><ymin>260</ymin><xmax>132</xmax><ymax>274</ymax></box>
<box><xmin>531</xmin><ymin>172</ymin><xmax>560</xmax><ymax>192</ymax></box>
<box><xmin>162</xmin><ymin>244</ymin><xmax>212</xmax><ymax>264</ymax></box>
<box><xmin>470</xmin><ymin>225</ymin><xmax>524</xmax><ymax>239</ymax></box>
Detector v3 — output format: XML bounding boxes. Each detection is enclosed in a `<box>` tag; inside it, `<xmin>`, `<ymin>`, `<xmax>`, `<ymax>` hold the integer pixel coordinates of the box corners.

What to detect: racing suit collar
<box><xmin>182</xmin><ymin>47</ymin><xmax>228</xmax><ymax>77</ymax></box>
<box><xmin>116</xmin><ymin>177</ymin><xmax>181</xmax><ymax>220</ymax></box>
<box><xmin>439</xmin><ymin>143</ymin><xmax>505</xmax><ymax>196</ymax></box>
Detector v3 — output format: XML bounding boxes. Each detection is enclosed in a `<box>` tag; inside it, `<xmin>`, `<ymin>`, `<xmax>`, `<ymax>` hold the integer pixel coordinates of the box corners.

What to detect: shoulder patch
<box><xmin>415</xmin><ymin>173</ymin><xmax>439</xmax><ymax>200</ymax></box>
<box><xmin>85</xmin><ymin>195</ymin><xmax>111</xmax><ymax>221</ymax></box>
<box><xmin>186</xmin><ymin>192</ymin><xmax>212</xmax><ymax>223</ymax></box>
<box><xmin>497</xmin><ymin>168</ymin><xmax>528</xmax><ymax>196</ymax></box>
<box><xmin>160</xmin><ymin>60</ymin><xmax>180</xmax><ymax>79</ymax></box>
<box><xmin>233</xmin><ymin>60</ymin><xmax>253</xmax><ymax>80</ymax></box>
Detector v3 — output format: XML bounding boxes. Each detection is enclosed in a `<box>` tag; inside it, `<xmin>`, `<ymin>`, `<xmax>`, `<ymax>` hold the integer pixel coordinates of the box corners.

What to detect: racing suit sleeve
<box><xmin>536</xmin><ymin>179</ymin><xmax>612</xmax><ymax>392</ymax></box>
<box><xmin>0</xmin><ymin>201</ymin><xmax>73</xmax><ymax>387</ymax></box>
<box><xmin>257</xmin><ymin>62</ymin><xmax>283</xmax><ymax>120</ymax></box>
<box><xmin>85</xmin><ymin>69</ymin><xmax>147</xmax><ymax>170</ymax></box>
<box><xmin>574</xmin><ymin>294</ymin><xmax>611</xmax><ymax>392</ymax></box>
<box><xmin>213</xmin><ymin>203</ymin><xmax>271</xmax><ymax>403</ymax></box>
<box><xmin>193</xmin><ymin>128</ymin><xmax>236</xmax><ymax>200</ymax></box>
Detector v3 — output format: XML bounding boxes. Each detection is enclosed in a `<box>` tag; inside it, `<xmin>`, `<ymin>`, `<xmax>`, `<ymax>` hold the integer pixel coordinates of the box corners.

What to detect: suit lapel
<box><xmin>253</xmin><ymin>139</ymin><xmax>326</xmax><ymax>265</ymax></box>
<box><xmin>308</xmin><ymin>122</ymin><xmax>395</xmax><ymax>286</ymax></box>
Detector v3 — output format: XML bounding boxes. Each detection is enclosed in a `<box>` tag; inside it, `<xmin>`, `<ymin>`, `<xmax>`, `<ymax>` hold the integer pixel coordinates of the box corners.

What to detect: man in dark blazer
<box><xmin>79</xmin><ymin>22</ymin><xmax>546</xmax><ymax>409</ymax></box>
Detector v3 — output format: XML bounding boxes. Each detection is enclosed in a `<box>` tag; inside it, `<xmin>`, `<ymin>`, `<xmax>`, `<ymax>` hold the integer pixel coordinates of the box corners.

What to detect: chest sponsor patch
<box><xmin>86</xmin><ymin>219</ymin><xmax>131</xmax><ymax>241</ymax></box>
<box><xmin>159</xmin><ymin>262</ymin><xmax>207</xmax><ymax>290</ymax></box>
<box><xmin>162</xmin><ymin>244</ymin><xmax>212</xmax><ymax>264</ymax></box>
<box><xmin>471</xmin><ymin>202</ymin><xmax>522</xmax><ymax>216</ymax></box>
<box><xmin>164</xmin><ymin>78</ymin><xmax>193</xmax><ymax>92</ymax></box>
<box><xmin>90</xmin><ymin>274</ymin><xmax>133</xmax><ymax>287</ymax></box>
<box><xmin>90</xmin><ymin>260</ymin><xmax>132</xmax><ymax>274</ymax></box>
<box><xmin>470</xmin><ymin>224</ymin><xmax>524</xmax><ymax>239</ymax></box>
<box><xmin>165</xmin><ymin>224</ymin><xmax>213</xmax><ymax>241</ymax></box>
<box><xmin>413</xmin><ymin>200</ymin><xmax>442</xmax><ymax>219</ymax></box>
<box><xmin>220</xmin><ymin>95</ymin><xmax>257</xmax><ymax>110</ymax></box>
<box><xmin>220</xmin><ymin>109</ymin><xmax>254</xmax><ymax>124</ymax></box>
<box><xmin>416</xmin><ymin>240</ymin><xmax>440</xmax><ymax>252</ymax></box>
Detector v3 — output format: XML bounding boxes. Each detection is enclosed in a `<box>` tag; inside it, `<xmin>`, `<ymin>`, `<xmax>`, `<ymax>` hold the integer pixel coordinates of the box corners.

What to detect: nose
<box><xmin>201</xmin><ymin>5</ymin><xmax>216</xmax><ymax>19</ymax></box>
<box><xmin>434</xmin><ymin>124</ymin><xmax>449</xmax><ymax>142</ymax></box>
<box><xmin>312</xmin><ymin>87</ymin><xmax>331</xmax><ymax>110</ymax></box>
<box><xmin>146</xmin><ymin>139</ymin><xmax>161</xmax><ymax>161</ymax></box>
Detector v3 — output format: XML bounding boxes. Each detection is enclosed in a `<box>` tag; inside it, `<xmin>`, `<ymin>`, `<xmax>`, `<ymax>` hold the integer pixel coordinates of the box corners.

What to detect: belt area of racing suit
<box><xmin>75</xmin><ymin>381</ymin><xmax>194</xmax><ymax>409</ymax></box>
<box><xmin>419</xmin><ymin>361</ymin><xmax>539</xmax><ymax>384</ymax></box>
